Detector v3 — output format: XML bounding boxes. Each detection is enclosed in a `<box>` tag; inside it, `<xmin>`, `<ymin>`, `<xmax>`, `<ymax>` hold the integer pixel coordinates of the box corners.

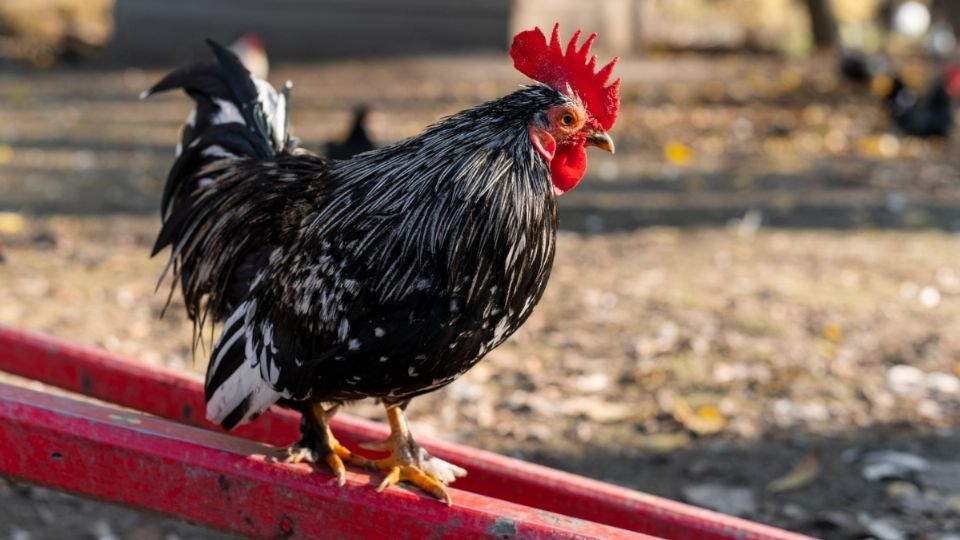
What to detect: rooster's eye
<box><xmin>559</xmin><ymin>113</ymin><xmax>575</xmax><ymax>126</ymax></box>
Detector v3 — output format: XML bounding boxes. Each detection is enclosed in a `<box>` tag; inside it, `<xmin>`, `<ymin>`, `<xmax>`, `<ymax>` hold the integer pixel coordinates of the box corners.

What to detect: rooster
<box><xmin>146</xmin><ymin>24</ymin><xmax>618</xmax><ymax>504</ymax></box>
<box><xmin>879</xmin><ymin>63</ymin><xmax>960</xmax><ymax>137</ymax></box>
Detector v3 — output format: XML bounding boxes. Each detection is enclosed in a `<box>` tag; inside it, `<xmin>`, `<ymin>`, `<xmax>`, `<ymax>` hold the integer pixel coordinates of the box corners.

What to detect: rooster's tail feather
<box><xmin>145</xmin><ymin>41</ymin><xmax>295</xmax><ymax>326</ymax></box>
<box><xmin>205</xmin><ymin>300</ymin><xmax>282</xmax><ymax>430</ymax></box>
<box><xmin>143</xmin><ymin>40</ymin><xmax>291</xmax><ymax>220</ymax></box>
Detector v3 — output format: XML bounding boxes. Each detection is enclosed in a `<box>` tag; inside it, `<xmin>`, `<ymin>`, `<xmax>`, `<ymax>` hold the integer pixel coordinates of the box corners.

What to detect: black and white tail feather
<box><xmin>144</xmin><ymin>41</ymin><xmax>301</xmax><ymax>429</ymax></box>
<box><xmin>144</xmin><ymin>40</ymin><xmax>293</xmax><ymax>219</ymax></box>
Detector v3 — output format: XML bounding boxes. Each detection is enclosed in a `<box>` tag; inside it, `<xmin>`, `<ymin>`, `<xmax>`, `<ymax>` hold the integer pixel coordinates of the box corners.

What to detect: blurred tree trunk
<box><xmin>805</xmin><ymin>0</ymin><xmax>838</xmax><ymax>49</ymax></box>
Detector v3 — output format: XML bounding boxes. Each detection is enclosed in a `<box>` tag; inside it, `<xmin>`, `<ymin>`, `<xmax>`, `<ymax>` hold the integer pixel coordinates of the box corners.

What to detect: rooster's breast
<box><xmin>304</xmin><ymin>211</ymin><xmax>557</xmax><ymax>403</ymax></box>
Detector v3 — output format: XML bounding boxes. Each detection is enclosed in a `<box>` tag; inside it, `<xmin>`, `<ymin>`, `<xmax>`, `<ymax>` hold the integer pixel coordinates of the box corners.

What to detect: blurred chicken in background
<box><xmin>324</xmin><ymin>105</ymin><xmax>377</xmax><ymax>160</ymax></box>
<box><xmin>833</xmin><ymin>0</ymin><xmax>960</xmax><ymax>137</ymax></box>
<box><xmin>874</xmin><ymin>63</ymin><xmax>960</xmax><ymax>137</ymax></box>
<box><xmin>227</xmin><ymin>31</ymin><xmax>269</xmax><ymax>80</ymax></box>
<box><xmin>222</xmin><ymin>33</ymin><xmax>375</xmax><ymax>160</ymax></box>
<box><xmin>840</xmin><ymin>47</ymin><xmax>890</xmax><ymax>84</ymax></box>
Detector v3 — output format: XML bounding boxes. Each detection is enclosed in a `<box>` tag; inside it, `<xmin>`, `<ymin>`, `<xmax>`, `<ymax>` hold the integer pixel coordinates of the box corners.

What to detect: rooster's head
<box><xmin>511</xmin><ymin>24</ymin><xmax>620</xmax><ymax>195</ymax></box>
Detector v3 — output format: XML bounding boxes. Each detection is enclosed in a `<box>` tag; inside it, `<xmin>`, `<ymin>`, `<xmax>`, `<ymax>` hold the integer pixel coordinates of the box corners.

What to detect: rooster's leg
<box><xmin>361</xmin><ymin>401</ymin><xmax>467</xmax><ymax>505</ymax></box>
<box><xmin>285</xmin><ymin>403</ymin><xmax>369</xmax><ymax>486</ymax></box>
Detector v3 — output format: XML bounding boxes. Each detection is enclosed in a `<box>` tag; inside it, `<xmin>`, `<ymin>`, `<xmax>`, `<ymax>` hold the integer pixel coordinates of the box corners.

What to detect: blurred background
<box><xmin>1</xmin><ymin>0</ymin><xmax>960</xmax><ymax>538</ymax></box>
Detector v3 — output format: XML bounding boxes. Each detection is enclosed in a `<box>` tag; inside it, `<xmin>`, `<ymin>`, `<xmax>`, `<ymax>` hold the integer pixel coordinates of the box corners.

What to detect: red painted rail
<box><xmin>0</xmin><ymin>326</ymin><xmax>814</xmax><ymax>540</ymax></box>
<box><xmin>0</xmin><ymin>381</ymin><xmax>648</xmax><ymax>539</ymax></box>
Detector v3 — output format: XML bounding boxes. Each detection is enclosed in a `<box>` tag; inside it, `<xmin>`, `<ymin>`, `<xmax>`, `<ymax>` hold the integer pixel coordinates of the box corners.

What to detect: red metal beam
<box><xmin>0</xmin><ymin>326</ymin><xmax>814</xmax><ymax>540</ymax></box>
<box><xmin>0</xmin><ymin>381</ymin><xmax>649</xmax><ymax>539</ymax></box>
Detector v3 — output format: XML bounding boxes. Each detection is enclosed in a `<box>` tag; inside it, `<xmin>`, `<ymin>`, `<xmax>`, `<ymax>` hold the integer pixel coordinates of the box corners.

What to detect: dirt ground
<box><xmin>1</xmin><ymin>53</ymin><xmax>960</xmax><ymax>539</ymax></box>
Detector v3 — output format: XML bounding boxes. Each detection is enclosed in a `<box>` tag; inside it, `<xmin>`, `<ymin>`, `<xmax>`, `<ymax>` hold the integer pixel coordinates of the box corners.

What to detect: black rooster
<box><xmin>882</xmin><ymin>64</ymin><xmax>960</xmax><ymax>137</ymax></box>
<box><xmin>146</xmin><ymin>24</ymin><xmax>618</xmax><ymax>503</ymax></box>
<box><xmin>324</xmin><ymin>106</ymin><xmax>377</xmax><ymax>159</ymax></box>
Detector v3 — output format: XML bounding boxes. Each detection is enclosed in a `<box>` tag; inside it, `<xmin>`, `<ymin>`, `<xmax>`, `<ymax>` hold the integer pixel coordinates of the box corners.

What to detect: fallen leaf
<box><xmin>871</xmin><ymin>74</ymin><xmax>894</xmax><ymax>99</ymax></box>
<box><xmin>857</xmin><ymin>134</ymin><xmax>900</xmax><ymax>159</ymax></box>
<box><xmin>778</xmin><ymin>68</ymin><xmax>802</xmax><ymax>91</ymax></box>
<box><xmin>673</xmin><ymin>396</ymin><xmax>726</xmax><ymax>436</ymax></box>
<box><xmin>822</xmin><ymin>323</ymin><xmax>843</xmax><ymax>344</ymax></box>
<box><xmin>664</xmin><ymin>140</ymin><xmax>694</xmax><ymax>166</ymax></box>
<box><xmin>0</xmin><ymin>212</ymin><xmax>25</xmax><ymax>235</ymax></box>
<box><xmin>885</xmin><ymin>480</ymin><xmax>919</xmax><ymax>500</ymax></box>
<box><xmin>640</xmin><ymin>432</ymin><xmax>690</xmax><ymax>454</ymax></box>
<box><xmin>767</xmin><ymin>452</ymin><xmax>822</xmax><ymax>493</ymax></box>
<box><xmin>557</xmin><ymin>397</ymin><xmax>635</xmax><ymax>423</ymax></box>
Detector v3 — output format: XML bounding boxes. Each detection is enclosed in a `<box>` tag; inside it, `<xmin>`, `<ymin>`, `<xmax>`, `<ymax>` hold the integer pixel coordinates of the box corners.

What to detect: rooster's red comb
<box><xmin>510</xmin><ymin>23</ymin><xmax>620</xmax><ymax>131</ymax></box>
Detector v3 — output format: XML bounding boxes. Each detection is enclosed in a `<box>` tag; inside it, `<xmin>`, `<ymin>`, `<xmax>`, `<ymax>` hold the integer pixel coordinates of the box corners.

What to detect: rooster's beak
<box><xmin>585</xmin><ymin>130</ymin><xmax>615</xmax><ymax>154</ymax></box>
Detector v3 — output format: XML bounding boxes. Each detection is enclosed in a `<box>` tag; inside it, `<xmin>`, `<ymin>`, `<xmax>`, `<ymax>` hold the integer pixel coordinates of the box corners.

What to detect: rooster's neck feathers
<box><xmin>336</xmin><ymin>84</ymin><xmax>568</xmax><ymax>188</ymax></box>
